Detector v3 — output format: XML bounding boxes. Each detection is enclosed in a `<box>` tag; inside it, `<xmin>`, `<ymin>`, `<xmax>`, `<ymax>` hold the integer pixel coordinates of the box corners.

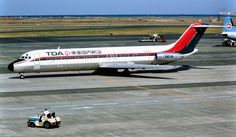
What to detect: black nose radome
<box><xmin>8</xmin><ymin>62</ymin><xmax>14</xmax><ymax>72</ymax></box>
<box><xmin>8</xmin><ymin>59</ymin><xmax>24</xmax><ymax>72</ymax></box>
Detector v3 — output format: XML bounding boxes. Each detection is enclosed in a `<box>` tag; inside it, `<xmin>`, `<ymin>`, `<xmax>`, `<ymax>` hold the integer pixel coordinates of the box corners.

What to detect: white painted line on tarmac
<box><xmin>173</xmin><ymin>98</ymin><xmax>194</xmax><ymax>102</ymax></box>
<box><xmin>53</xmin><ymin>105</ymin><xmax>78</xmax><ymax>108</ymax></box>
<box><xmin>93</xmin><ymin>102</ymin><xmax>119</xmax><ymax>106</ymax></box>
<box><xmin>70</xmin><ymin>106</ymin><xmax>94</xmax><ymax>110</ymax></box>
<box><xmin>208</xmin><ymin>96</ymin><xmax>232</xmax><ymax>99</ymax></box>
<box><xmin>0</xmin><ymin>107</ymin><xmax>35</xmax><ymax>111</ymax></box>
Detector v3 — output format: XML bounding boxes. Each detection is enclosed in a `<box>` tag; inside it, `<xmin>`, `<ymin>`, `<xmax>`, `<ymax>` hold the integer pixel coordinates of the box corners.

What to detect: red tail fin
<box><xmin>167</xmin><ymin>23</ymin><xmax>207</xmax><ymax>54</ymax></box>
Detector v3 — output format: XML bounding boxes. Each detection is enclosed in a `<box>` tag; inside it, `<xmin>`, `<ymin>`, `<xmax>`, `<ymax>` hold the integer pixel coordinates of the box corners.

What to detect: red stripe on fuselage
<box><xmin>166</xmin><ymin>23</ymin><xmax>201</xmax><ymax>53</ymax></box>
<box><xmin>15</xmin><ymin>60</ymin><xmax>27</xmax><ymax>64</ymax></box>
<box><xmin>31</xmin><ymin>52</ymin><xmax>158</xmax><ymax>61</ymax></box>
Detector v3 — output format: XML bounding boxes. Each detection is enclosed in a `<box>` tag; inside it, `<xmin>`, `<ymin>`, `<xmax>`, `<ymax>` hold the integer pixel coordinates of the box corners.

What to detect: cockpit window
<box><xmin>20</xmin><ymin>56</ymin><xmax>31</xmax><ymax>60</ymax></box>
<box><xmin>19</xmin><ymin>53</ymin><xmax>33</xmax><ymax>60</ymax></box>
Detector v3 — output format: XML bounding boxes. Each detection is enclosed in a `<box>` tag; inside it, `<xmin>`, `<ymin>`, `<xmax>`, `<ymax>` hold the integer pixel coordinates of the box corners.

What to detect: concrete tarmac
<box><xmin>0</xmin><ymin>35</ymin><xmax>236</xmax><ymax>137</ymax></box>
<box><xmin>0</xmin><ymin>65</ymin><xmax>236</xmax><ymax>94</ymax></box>
<box><xmin>0</xmin><ymin>66</ymin><xmax>236</xmax><ymax>137</ymax></box>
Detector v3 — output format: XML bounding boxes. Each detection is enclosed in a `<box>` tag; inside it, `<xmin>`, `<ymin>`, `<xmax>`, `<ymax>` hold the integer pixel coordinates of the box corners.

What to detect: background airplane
<box><xmin>222</xmin><ymin>16</ymin><xmax>236</xmax><ymax>46</ymax></box>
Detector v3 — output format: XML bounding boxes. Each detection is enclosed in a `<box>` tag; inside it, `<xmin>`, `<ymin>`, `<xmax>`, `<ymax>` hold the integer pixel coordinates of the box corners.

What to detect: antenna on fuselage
<box><xmin>57</xmin><ymin>46</ymin><xmax>60</xmax><ymax>49</ymax></box>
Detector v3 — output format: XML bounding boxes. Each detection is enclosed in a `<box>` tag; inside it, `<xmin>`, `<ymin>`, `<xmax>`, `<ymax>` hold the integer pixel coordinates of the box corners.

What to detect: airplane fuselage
<box><xmin>10</xmin><ymin>44</ymin><xmax>181</xmax><ymax>73</ymax></box>
<box><xmin>222</xmin><ymin>32</ymin><xmax>236</xmax><ymax>40</ymax></box>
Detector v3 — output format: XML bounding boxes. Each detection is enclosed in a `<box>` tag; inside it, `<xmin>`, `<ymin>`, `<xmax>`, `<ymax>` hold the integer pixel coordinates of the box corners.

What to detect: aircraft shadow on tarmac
<box><xmin>97</xmin><ymin>65</ymin><xmax>213</xmax><ymax>79</ymax></box>
<box><xmin>9</xmin><ymin>65</ymin><xmax>213</xmax><ymax>79</ymax></box>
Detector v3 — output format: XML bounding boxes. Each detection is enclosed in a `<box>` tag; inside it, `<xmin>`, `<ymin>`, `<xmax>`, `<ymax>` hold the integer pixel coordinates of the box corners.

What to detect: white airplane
<box><xmin>222</xmin><ymin>16</ymin><xmax>236</xmax><ymax>46</ymax></box>
<box><xmin>8</xmin><ymin>23</ymin><xmax>208</xmax><ymax>79</ymax></box>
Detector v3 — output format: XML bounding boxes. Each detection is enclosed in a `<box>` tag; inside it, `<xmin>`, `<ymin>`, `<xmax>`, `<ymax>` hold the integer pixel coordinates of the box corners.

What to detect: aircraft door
<box><xmin>34</xmin><ymin>53</ymin><xmax>40</xmax><ymax>72</ymax></box>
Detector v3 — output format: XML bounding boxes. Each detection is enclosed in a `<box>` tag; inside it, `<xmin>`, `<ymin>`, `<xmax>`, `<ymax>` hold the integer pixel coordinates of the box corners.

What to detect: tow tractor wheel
<box><xmin>44</xmin><ymin>121</ymin><xmax>51</xmax><ymax>129</ymax></box>
<box><xmin>29</xmin><ymin>122</ymin><xmax>35</xmax><ymax>127</ymax></box>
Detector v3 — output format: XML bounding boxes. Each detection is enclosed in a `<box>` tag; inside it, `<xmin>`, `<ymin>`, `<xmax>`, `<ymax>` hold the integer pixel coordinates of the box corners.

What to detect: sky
<box><xmin>0</xmin><ymin>0</ymin><xmax>235</xmax><ymax>16</ymax></box>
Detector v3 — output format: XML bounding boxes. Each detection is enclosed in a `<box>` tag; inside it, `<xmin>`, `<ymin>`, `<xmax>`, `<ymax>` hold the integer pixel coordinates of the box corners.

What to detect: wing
<box><xmin>99</xmin><ymin>62</ymin><xmax>179</xmax><ymax>70</ymax></box>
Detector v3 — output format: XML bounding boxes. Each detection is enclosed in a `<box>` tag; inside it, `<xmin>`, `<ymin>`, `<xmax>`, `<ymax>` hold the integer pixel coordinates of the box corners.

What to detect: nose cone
<box><xmin>8</xmin><ymin>62</ymin><xmax>14</xmax><ymax>72</ymax></box>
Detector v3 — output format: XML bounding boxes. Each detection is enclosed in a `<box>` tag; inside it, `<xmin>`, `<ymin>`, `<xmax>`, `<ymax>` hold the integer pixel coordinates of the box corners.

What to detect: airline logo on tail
<box><xmin>226</xmin><ymin>23</ymin><xmax>232</xmax><ymax>30</ymax></box>
<box><xmin>223</xmin><ymin>16</ymin><xmax>236</xmax><ymax>32</ymax></box>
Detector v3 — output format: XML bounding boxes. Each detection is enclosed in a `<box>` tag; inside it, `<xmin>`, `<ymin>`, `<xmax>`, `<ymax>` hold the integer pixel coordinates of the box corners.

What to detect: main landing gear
<box><xmin>19</xmin><ymin>73</ymin><xmax>25</xmax><ymax>79</ymax></box>
<box><xmin>222</xmin><ymin>39</ymin><xmax>236</xmax><ymax>47</ymax></box>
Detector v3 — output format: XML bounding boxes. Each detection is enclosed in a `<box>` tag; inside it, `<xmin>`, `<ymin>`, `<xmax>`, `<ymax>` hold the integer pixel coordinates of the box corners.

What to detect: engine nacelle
<box><xmin>156</xmin><ymin>53</ymin><xmax>184</xmax><ymax>63</ymax></box>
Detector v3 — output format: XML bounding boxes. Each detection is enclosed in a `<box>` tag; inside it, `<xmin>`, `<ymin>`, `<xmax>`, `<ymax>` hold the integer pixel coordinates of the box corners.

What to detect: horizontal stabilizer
<box><xmin>194</xmin><ymin>25</ymin><xmax>223</xmax><ymax>28</ymax></box>
<box><xmin>182</xmin><ymin>48</ymin><xmax>198</xmax><ymax>57</ymax></box>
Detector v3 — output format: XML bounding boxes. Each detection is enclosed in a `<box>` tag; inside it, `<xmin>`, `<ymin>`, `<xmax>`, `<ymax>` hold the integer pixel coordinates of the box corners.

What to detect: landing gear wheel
<box><xmin>20</xmin><ymin>75</ymin><xmax>25</xmax><ymax>79</ymax></box>
<box><xmin>230</xmin><ymin>41</ymin><xmax>235</xmax><ymax>46</ymax></box>
<box><xmin>123</xmin><ymin>69</ymin><xmax>130</xmax><ymax>75</ymax></box>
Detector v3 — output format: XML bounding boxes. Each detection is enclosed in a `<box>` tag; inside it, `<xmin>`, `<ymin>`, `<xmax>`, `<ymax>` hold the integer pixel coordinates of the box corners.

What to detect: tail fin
<box><xmin>166</xmin><ymin>23</ymin><xmax>207</xmax><ymax>54</ymax></box>
<box><xmin>223</xmin><ymin>16</ymin><xmax>236</xmax><ymax>32</ymax></box>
